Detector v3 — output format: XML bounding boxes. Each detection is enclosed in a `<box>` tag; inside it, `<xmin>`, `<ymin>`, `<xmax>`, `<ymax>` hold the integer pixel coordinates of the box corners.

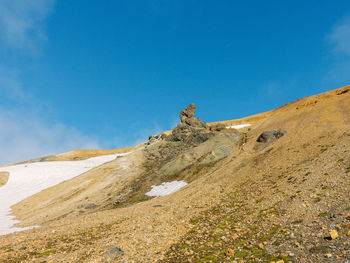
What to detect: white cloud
<box><xmin>329</xmin><ymin>17</ymin><xmax>350</xmax><ymax>57</ymax></box>
<box><xmin>324</xmin><ymin>17</ymin><xmax>350</xmax><ymax>87</ymax></box>
<box><xmin>0</xmin><ymin>0</ymin><xmax>55</xmax><ymax>51</ymax></box>
<box><xmin>0</xmin><ymin>108</ymin><xmax>101</xmax><ymax>165</ymax></box>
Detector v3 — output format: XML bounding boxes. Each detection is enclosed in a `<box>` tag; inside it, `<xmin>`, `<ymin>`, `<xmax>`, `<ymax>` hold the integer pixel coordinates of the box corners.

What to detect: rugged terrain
<box><xmin>0</xmin><ymin>86</ymin><xmax>350</xmax><ymax>262</ymax></box>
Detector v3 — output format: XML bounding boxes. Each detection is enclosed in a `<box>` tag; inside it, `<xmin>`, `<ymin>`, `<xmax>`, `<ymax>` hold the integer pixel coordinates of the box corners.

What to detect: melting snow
<box><xmin>226</xmin><ymin>123</ymin><xmax>251</xmax><ymax>129</ymax></box>
<box><xmin>0</xmin><ymin>153</ymin><xmax>128</xmax><ymax>235</ymax></box>
<box><xmin>146</xmin><ymin>180</ymin><xmax>188</xmax><ymax>197</ymax></box>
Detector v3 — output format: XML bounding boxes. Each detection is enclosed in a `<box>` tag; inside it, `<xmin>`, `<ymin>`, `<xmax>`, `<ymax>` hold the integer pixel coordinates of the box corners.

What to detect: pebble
<box><xmin>330</xmin><ymin>229</ymin><xmax>339</xmax><ymax>239</ymax></box>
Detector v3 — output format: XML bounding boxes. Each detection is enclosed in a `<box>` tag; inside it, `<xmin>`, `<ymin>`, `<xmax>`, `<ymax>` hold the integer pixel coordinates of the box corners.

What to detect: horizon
<box><xmin>1</xmin><ymin>1</ymin><xmax>350</xmax><ymax>164</ymax></box>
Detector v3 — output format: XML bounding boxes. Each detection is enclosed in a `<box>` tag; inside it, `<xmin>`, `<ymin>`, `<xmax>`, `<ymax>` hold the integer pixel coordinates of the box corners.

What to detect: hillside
<box><xmin>0</xmin><ymin>86</ymin><xmax>350</xmax><ymax>262</ymax></box>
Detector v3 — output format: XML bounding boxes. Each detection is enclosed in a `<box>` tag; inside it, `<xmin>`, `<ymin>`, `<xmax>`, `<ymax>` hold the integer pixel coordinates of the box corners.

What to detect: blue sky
<box><xmin>0</xmin><ymin>1</ymin><xmax>350</xmax><ymax>164</ymax></box>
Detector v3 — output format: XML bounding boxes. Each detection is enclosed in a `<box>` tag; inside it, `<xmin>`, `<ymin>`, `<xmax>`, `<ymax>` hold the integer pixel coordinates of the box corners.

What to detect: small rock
<box><xmin>325</xmin><ymin>253</ymin><xmax>332</xmax><ymax>258</ymax></box>
<box><xmin>329</xmin><ymin>229</ymin><xmax>339</xmax><ymax>239</ymax></box>
<box><xmin>105</xmin><ymin>247</ymin><xmax>124</xmax><ymax>258</ymax></box>
<box><xmin>226</xmin><ymin>248</ymin><xmax>235</xmax><ymax>256</ymax></box>
<box><xmin>232</xmin><ymin>233</ymin><xmax>239</xmax><ymax>240</ymax></box>
<box><xmin>85</xmin><ymin>203</ymin><xmax>96</xmax><ymax>209</ymax></box>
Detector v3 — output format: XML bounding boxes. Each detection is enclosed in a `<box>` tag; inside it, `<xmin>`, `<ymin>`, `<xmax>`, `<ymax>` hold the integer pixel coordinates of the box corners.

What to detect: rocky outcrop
<box><xmin>179</xmin><ymin>103</ymin><xmax>207</xmax><ymax>128</ymax></box>
<box><xmin>256</xmin><ymin>130</ymin><xmax>286</xmax><ymax>147</ymax></box>
<box><xmin>166</xmin><ymin>103</ymin><xmax>213</xmax><ymax>144</ymax></box>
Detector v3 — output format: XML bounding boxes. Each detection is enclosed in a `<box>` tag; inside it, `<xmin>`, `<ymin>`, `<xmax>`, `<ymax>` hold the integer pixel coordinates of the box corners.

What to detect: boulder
<box><xmin>256</xmin><ymin>130</ymin><xmax>286</xmax><ymax>145</ymax></box>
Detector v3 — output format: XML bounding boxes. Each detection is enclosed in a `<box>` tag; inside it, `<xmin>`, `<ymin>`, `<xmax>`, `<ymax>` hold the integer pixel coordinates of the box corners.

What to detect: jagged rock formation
<box><xmin>142</xmin><ymin>103</ymin><xmax>244</xmax><ymax>179</ymax></box>
<box><xmin>166</xmin><ymin>103</ymin><xmax>213</xmax><ymax>144</ymax></box>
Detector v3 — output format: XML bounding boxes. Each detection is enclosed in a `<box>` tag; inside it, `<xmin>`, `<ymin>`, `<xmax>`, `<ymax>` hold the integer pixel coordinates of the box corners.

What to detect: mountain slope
<box><xmin>0</xmin><ymin>86</ymin><xmax>349</xmax><ymax>262</ymax></box>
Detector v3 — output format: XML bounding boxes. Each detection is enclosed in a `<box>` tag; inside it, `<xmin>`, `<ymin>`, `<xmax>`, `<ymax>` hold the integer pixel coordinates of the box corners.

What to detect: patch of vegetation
<box><xmin>346</xmin><ymin>166</ymin><xmax>350</xmax><ymax>173</ymax></box>
<box><xmin>38</xmin><ymin>250</ymin><xmax>55</xmax><ymax>257</ymax></box>
<box><xmin>255</xmin><ymin>197</ymin><xmax>265</xmax><ymax>203</ymax></box>
<box><xmin>313</xmin><ymin>197</ymin><xmax>321</xmax><ymax>203</ymax></box>
<box><xmin>260</xmin><ymin>225</ymin><xmax>281</xmax><ymax>242</ymax></box>
<box><xmin>321</xmin><ymin>185</ymin><xmax>328</xmax><ymax>190</ymax></box>
<box><xmin>318</xmin><ymin>212</ymin><xmax>328</xmax><ymax>217</ymax></box>
<box><xmin>193</xmin><ymin>164</ymin><xmax>207</xmax><ymax>175</ymax></box>
<box><xmin>5</xmin><ymin>248</ymin><xmax>14</xmax><ymax>252</ymax></box>
<box><xmin>320</xmin><ymin>148</ymin><xmax>328</xmax><ymax>153</ymax></box>
<box><xmin>338</xmin><ymin>158</ymin><xmax>344</xmax><ymax>162</ymax></box>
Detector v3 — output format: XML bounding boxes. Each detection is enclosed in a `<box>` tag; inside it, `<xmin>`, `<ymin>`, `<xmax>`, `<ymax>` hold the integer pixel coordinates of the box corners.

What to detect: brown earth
<box><xmin>0</xmin><ymin>86</ymin><xmax>350</xmax><ymax>262</ymax></box>
<box><xmin>0</xmin><ymin>171</ymin><xmax>9</xmax><ymax>187</ymax></box>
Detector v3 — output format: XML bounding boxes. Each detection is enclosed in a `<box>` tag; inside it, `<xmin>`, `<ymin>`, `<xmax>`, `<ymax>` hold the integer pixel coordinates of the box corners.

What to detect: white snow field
<box><xmin>0</xmin><ymin>153</ymin><xmax>127</xmax><ymax>235</ymax></box>
<box><xmin>146</xmin><ymin>180</ymin><xmax>188</xmax><ymax>197</ymax></box>
<box><xmin>226</xmin><ymin>123</ymin><xmax>251</xmax><ymax>129</ymax></box>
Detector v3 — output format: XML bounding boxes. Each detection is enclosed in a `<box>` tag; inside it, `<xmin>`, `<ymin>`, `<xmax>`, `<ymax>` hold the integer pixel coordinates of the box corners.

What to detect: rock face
<box><xmin>166</xmin><ymin>103</ymin><xmax>213</xmax><ymax>144</ymax></box>
<box><xmin>179</xmin><ymin>103</ymin><xmax>207</xmax><ymax>128</ymax></box>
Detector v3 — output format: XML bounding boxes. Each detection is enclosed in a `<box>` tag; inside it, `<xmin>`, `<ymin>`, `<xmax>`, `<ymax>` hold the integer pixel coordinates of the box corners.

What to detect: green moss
<box><xmin>251</xmin><ymin>247</ymin><xmax>265</xmax><ymax>258</ymax></box>
<box><xmin>255</xmin><ymin>197</ymin><xmax>265</xmax><ymax>203</ymax></box>
<box><xmin>189</xmin><ymin>218</ymin><xmax>200</xmax><ymax>224</ymax></box>
<box><xmin>321</xmin><ymin>185</ymin><xmax>328</xmax><ymax>190</ymax></box>
<box><xmin>178</xmin><ymin>243</ymin><xmax>188</xmax><ymax>250</ymax></box>
<box><xmin>260</xmin><ymin>225</ymin><xmax>281</xmax><ymax>242</ymax></box>
<box><xmin>234</xmin><ymin>249</ymin><xmax>248</xmax><ymax>258</ymax></box>
<box><xmin>313</xmin><ymin>197</ymin><xmax>321</xmax><ymax>203</ymax></box>
<box><xmin>38</xmin><ymin>250</ymin><xmax>55</xmax><ymax>257</ymax></box>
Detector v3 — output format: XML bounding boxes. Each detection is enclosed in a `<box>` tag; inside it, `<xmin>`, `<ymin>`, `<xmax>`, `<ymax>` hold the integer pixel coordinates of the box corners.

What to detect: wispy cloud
<box><xmin>0</xmin><ymin>108</ymin><xmax>101</xmax><ymax>165</ymax></box>
<box><xmin>0</xmin><ymin>65</ymin><xmax>28</xmax><ymax>101</ymax></box>
<box><xmin>0</xmin><ymin>0</ymin><xmax>55</xmax><ymax>51</ymax></box>
<box><xmin>0</xmin><ymin>1</ymin><xmax>107</xmax><ymax>165</ymax></box>
<box><xmin>329</xmin><ymin>17</ymin><xmax>350</xmax><ymax>57</ymax></box>
<box><xmin>324</xmin><ymin>16</ymin><xmax>350</xmax><ymax>87</ymax></box>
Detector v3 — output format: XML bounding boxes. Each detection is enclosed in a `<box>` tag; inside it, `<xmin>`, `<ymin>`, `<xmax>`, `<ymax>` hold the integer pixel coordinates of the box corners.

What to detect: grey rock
<box><xmin>85</xmin><ymin>203</ymin><xmax>96</xmax><ymax>209</ymax></box>
<box><xmin>256</xmin><ymin>130</ymin><xmax>286</xmax><ymax>148</ymax></box>
<box><xmin>105</xmin><ymin>246</ymin><xmax>124</xmax><ymax>258</ymax></box>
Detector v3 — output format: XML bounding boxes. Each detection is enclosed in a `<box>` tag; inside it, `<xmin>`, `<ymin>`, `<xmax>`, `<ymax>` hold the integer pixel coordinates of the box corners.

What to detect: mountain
<box><xmin>0</xmin><ymin>85</ymin><xmax>350</xmax><ymax>262</ymax></box>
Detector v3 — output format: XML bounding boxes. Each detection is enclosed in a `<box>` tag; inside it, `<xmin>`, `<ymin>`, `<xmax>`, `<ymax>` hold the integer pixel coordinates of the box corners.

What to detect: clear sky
<box><xmin>0</xmin><ymin>1</ymin><xmax>350</xmax><ymax>164</ymax></box>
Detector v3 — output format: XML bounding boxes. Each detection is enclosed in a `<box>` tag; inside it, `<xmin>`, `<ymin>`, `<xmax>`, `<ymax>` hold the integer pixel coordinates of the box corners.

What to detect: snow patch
<box><xmin>226</xmin><ymin>123</ymin><xmax>251</xmax><ymax>129</ymax></box>
<box><xmin>146</xmin><ymin>180</ymin><xmax>188</xmax><ymax>197</ymax></box>
<box><xmin>0</xmin><ymin>153</ymin><xmax>128</xmax><ymax>236</ymax></box>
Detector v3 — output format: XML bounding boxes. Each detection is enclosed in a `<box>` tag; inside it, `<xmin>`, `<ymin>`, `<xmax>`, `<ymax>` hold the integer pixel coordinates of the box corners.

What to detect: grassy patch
<box><xmin>38</xmin><ymin>250</ymin><xmax>55</xmax><ymax>257</ymax></box>
<box><xmin>320</xmin><ymin>148</ymin><xmax>328</xmax><ymax>153</ymax></box>
<box><xmin>313</xmin><ymin>197</ymin><xmax>321</xmax><ymax>203</ymax></box>
<box><xmin>321</xmin><ymin>185</ymin><xmax>328</xmax><ymax>190</ymax></box>
<box><xmin>318</xmin><ymin>212</ymin><xmax>328</xmax><ymax>217</ymax></box>
<box><xmin>255</xmin><ymin>197</ymin><xmax>265</xmax><ymax>203</ymax></box>
<box><xmin>338</xmin><ymin>158</ymin><xmax>344</xmax><ymax>162</ymax></box>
